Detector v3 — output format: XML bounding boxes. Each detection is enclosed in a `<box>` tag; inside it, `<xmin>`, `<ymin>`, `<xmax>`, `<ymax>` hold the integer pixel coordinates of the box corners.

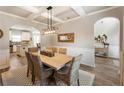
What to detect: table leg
<box><xmin>0</xmin><ymin>73</ymin><xmax>3</xmax><ymax>86</ymax></box>
<box><xmin>48</xmin><ymin>70</ymin><xmax>57</xmax><ymax>85</ymax></box>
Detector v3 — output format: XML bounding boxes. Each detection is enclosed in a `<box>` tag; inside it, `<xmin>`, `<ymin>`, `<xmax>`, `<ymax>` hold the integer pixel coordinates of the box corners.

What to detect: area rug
<box><xmin>2</xmin><ymin>66</ymin><xmax>95</xmax><ymax>86</ymax></box>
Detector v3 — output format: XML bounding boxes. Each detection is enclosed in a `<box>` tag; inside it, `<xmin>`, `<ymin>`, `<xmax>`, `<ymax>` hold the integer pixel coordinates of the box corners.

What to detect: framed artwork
<box><xmin>58</xmin><ymin>33</ymin><xmax>74</xmax><ymax>43</ymax></box>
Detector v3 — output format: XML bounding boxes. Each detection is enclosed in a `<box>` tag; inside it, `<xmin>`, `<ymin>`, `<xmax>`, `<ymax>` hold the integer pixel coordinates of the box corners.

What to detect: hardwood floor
<box><xmin>0</xmin><ymin>66</ymin><xmax>9</xmax><ymax>86</ymax></box>
<box><xmin>9</xmin><ymin>53</ymin><xmax>27</xmax><ymax>70</ymax></box>
<box><xmin>0</xmin><ymin>53</ymin><xmax>27</xmax><ymax>86</ymax></box>
<box><xmin>80</xmin><ymin>57</ymin><xmax>120</xmax><ymax>86</ymax></box>
<box><xmin>0</xmin><ymin>54</ymin><xmax>120</xmax><ymax>86</ymax></box>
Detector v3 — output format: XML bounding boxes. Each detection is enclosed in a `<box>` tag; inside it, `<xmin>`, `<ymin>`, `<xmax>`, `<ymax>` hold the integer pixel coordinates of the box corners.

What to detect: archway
<box><xmin>9</xmin><ymin>24</ymin><xmax>41</xmax><ymax>55</ymax></box>
<box><xmin>94</xmin><ymin>17</ymin><xmax>120</xmax><ymax>85</ymax></box>
<box><xmin>94</xmin><ymin>17</ymin><xmax>120</xmax><ymax>58</ymax></box>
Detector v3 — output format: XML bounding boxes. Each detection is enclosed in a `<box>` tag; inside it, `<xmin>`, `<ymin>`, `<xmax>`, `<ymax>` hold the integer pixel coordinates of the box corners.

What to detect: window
<box><xmin>12</xmin><ymin>35</ymin><xmax>21</xmax><ymax>42</ymax></box>
<box><xmin>11</xmin><ymin>30</ymin><xmax>22</xmax><ymax>42</ymax></box>
<box><xmin>22</xmin><ymin>32</ymin><xmax>31</xmax><ymax>41</ymax></box>
<box><xmin>32</xmin><ymin>31</ymin><xmax>41</xmax><ymax>46</ymax></box>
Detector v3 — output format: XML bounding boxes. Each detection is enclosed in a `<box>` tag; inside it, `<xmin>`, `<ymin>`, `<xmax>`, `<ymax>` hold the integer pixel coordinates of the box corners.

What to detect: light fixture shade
<box><xmin>43</xmin><ymin>27</ymin><xmax>58</xmax><ymax>35</ymax></box>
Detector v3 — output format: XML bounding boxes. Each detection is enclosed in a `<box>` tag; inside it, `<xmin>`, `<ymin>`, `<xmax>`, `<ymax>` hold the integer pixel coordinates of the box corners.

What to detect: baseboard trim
<box><xmin>95</xmin><ymin>55</ymin><xmax>119</xmax><ymax>60</ymax></box>
<box><xmin>80</xmin><ymin>64</ymin><xmax>95</xmax><ymax>69</ymax></box>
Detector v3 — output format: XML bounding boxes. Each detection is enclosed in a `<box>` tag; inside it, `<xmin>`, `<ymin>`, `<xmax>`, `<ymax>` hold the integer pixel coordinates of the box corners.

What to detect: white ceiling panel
<box><xmin>55</xmin><ymin>8</ymin><xmax>79</xmax><ymax>21</ymax></box>
<box><xmin>34</xmin><ymin>16</ymin><xmax>46</xmax><ymax>22</ymax></box>
<box><xmin>82</xmin><ymin>6</ymin><xmax>111</xmax><ymax>14</ymax></box>
<box><xmin>0</xmin><ymin>6</ymin><xmax>114</xmax><ymax>25</ymax></box>
<box><xmin>41</xmin><ymin>18</ymin><xmax>58</xmax><ymax>24</ymax></box>
<box><xmin>34</xmin><ymin>16</ymin><xmax>58</xmax><ymax>24</ymax></box>
<box><xmin>0</xmin><ymin>6</ymin><xmax>32</xmax><ymax>17</ymax></box>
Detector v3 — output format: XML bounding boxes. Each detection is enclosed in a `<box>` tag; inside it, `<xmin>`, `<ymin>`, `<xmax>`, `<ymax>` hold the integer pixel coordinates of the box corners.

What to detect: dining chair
<box><xmin>46</xmin><ymin>47</ymin><xmax>58</xmax><ymax>53</ymax></box>
<box><xmin>30</xmin><ymin>53</ymin><xmax>53</xmax><ymax>85</ymax></box>
<box><xmin>40</xmin><ymin>50</ymin><xmax>54</xmax><ymax>57</ymax></box>
<box><xmin>28</xmin><ymin>47</ymin><xmax>38</xmax><ymax>52</ymax></box>
<box><xmin>58</xmin><ymin>48</ymin><xmax>67</xmax><ymax>54</ymax></box>
<box><xmin>54</xmin><ymin>54</ymin><xmax>82</xmax><ymax>86</ymax></box>
<box><xmin>46</xmin><ymin>47</ymin><xmax>53</xmax><ymax>52</ymax></box>
<box><xmin>25</xmin><ymin>51</ymin><xmax>34</xmax><ymax>83</ymax></box>
<box><xmin>52</xmin><ymin>47</ymin><xmax>58</xmax><ymax>53</ymax></box>
<box><xmin>37</xmin><ymin>43</ymin><xmax>41</xmax><ymax>50</ymax></box>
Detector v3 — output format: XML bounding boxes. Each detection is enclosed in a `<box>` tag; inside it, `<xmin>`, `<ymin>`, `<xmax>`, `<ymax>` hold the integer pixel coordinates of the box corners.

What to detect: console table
<box><xmin>95</xmin><ymin>47</ymin><xmax>108</xmax><ymax>57</ymax></box>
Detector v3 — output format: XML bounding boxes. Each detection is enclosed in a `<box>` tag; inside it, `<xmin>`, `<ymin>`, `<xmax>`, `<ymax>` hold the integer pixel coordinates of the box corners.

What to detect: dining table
<box><xmin>32</xmin><ymin>52</ymin><xmax>73</xmax><ymax>70</ymax></box>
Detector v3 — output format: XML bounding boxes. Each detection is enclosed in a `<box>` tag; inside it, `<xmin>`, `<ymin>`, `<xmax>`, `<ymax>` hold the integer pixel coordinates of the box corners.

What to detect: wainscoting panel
<box><xmin>52</xmin><ymin>46</ymin><xmax>95</xmax><ymax>67</ymax></box>
<box><xmin>0</xmin><ymin>49</ymin><xmax>10</xmax><ymax>70</ymax></box>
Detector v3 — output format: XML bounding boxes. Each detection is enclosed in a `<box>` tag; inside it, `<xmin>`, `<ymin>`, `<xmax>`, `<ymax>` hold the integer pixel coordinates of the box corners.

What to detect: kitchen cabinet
<box><xmin>17</xmin><ymin>45</ymin><xmax>28</xmax><ymax>57</ymax></box>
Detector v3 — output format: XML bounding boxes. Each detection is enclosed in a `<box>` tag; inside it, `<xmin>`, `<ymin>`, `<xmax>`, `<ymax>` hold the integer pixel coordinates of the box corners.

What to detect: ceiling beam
<box><xmin>26</xmin><ymin>6</ymin><xmax>65</xmax><ymax>23</ymax></box>
<box><xmin>27</xmin><ymin>13</ymin><xmax>41</xmax><ymax>20</ymax></box>
<box><xmin>87</xmin><ymin>6</ymin><xmax>120</xmax><ymax>16</ymax></box>
<box><xmin>52</xmin><ymin>6</ymin><xmax>70</xmax><ymax>16</ymax></box>
<box><xmin>71</xmin><ymin>6</ymin><xmax>86</xmax><ymax>16</ymax></box>
<box><xmin>28</xmin><ymin>12</ymin><xmax>65</xmax><ymax>23</ymax></box>
<box><xmin>41</xmin><ymin>12</ymin><xmax>64</xmax><ymax>23</ymax></box>
<box><xmin>27</xmin><ymin>7</ymin><xmax>46</xmax><ymax>20</ymax></box>
<box><xmin>0</xmin><ymin>10</ymin><xmax>47</xmax><ymax>26</ymax></box>
<box><xmin>54</xmin><ymin>6</ymin><xmax>120</xmax><ymax>26</ymax></box>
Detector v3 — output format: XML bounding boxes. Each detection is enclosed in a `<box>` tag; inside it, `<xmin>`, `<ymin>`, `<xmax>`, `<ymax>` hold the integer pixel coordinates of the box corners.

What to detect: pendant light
<box><xmin>44</xmin><ymin>6</ymin><xmax>58</xmax><ymax>35</ymax></box>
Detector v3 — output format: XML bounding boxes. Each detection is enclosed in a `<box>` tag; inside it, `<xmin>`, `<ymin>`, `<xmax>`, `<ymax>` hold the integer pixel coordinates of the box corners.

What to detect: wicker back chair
<box><xmin>46</xmin><ymin>47</ymin><xmax>58</xmax><ymax>53</ymax></box>
<box><xmin>28</xmin><ymin>47</ymin><xmax>38</xmax><ymax>52</ymax></box>
<box><xmin>30</xmin><ymin>54</ymin><xmax>53</xmax><ymax>85</ymax></box>
<box><xmin>25</xmin><ymin>51</ymin><xmax>34</xmax><ymax>83</ymax></box>
<box><xmin>54</xmin><ymin>54</ymin><xmax>82</xmax><ymax>86</ymax></box>
<box><xmin>58</xmin><ymin>48</ymin><xmax>67</xmax><ymax>54</ymax></box>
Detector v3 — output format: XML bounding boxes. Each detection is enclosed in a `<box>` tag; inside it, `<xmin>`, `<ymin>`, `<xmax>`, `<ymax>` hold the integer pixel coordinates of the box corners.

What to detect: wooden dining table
<box><xmin>32</xmin><ymin>52</ymin><xmax>73</xmax><ymax>70</ymax></box>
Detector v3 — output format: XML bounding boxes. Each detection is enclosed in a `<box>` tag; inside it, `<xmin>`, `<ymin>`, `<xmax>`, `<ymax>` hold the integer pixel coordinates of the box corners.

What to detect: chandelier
<box><xmin>43</xmin><ymin>6</ymin><xmax>58</xmax><ymax>35</ymax></box>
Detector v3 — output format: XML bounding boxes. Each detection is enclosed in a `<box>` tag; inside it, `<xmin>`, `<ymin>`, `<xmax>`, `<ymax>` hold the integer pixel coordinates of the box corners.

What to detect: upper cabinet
<box><xmin>22</xmin><ymin>32</ymin><xmax>31</xmax><ymax>41</ymax></box>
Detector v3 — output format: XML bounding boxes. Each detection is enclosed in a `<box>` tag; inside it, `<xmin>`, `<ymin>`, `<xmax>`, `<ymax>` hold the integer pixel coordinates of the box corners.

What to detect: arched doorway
<box><xmin>94</xmin><ymin>17</ymin><xmax>120</xmax><ymax>85</ymax></box>
<box><xmin>9</xmin><ymin>24</ymin><xmax>41</xmax><ymax>55</ymax></box>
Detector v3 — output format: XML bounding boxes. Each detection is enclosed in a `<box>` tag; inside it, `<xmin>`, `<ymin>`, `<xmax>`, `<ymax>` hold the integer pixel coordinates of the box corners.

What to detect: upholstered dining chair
<box><xmin>25</xmin><ymin>51</ymin><xmax>34</xmax><ymax>83</ymax></box>
<box><xmin>58</xmin><ymin>48</ymin><xmax>67</xmax><ymax>54</ymax></box>
<box><xmin>28</xmin><ymin>47</ymin><xmax>38</xmax><ymax>52</ymax></box>
<box><xmin>54</xmin><ymin>54</ymin><xmax>82</xmax><ymax>86</ymax></box>
<box><xmin>30</xmin><ymin>54</ymin><xmax>53</xmax><ymax>85</ymax></box>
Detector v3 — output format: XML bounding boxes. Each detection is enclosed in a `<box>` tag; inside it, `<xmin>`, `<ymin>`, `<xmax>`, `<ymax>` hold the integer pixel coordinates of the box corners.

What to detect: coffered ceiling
<box><xmin>0</xmin><ymin>6</ymin><xmax>118</xmax><ymax>26</ymax></box>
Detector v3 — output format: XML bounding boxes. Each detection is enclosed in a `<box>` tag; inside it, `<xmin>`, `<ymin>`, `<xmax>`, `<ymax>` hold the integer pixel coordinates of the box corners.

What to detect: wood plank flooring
<box><xmin>0</xmin><ymin>54</ymin><xmax>120</xmax><ymax>86</ymax></box>
<box><xmin>80</xmin><ymin>57</ymin><xmax>120</xmax><ymax>86</ymax></box>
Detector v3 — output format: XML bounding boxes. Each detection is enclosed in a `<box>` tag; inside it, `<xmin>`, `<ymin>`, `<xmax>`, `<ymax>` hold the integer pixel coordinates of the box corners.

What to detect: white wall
<box><xmin>41</xmin><ymin>34</ymin><xmax>55</xmax><ymax>48</ymax></box>
<box><xmin>0</xmin><ymin>12</ymin><xmax>44</xmax><ymax>50</ymax></box>
<box><xmin>0</xmin><ymin>12</ymin><xmax>45</xmax><ymax>68</ymax></box>
<box><xmin>94</xmin><ymin>17</ymin><xmax>120</xmax><ymax>58</ymax></box>
<box><xmin>51</xmin><ymin>17</ymin><xmax>95</xmax><ymax>67</ymax></box>
<box><xmin>51</xmin><ymin>7</ymin><xmax>123</xmax><ymax>67</ymax></box>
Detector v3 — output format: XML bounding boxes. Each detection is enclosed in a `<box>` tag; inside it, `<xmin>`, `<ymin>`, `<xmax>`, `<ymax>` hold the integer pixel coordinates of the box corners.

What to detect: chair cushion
<box><xmin>57</xmin><ymin>66</ymin><xmax>70</xmax><ymax>74</ymax></box>
<box><xmin>42</xmin><ymin>68</ymin><xmax>53</xmax><ymax>79</ymax></box>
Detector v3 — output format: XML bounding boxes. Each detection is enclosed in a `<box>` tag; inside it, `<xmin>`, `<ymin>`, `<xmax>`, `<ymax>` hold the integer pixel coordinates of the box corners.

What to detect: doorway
<box><xmin>94</xmin><ymin>17</ymin><xmax>120</xmax><ymax>85</ymax></box>
<box><xmin>9</xmin><ymin>24</ymin><xmax>41</xmax><ymax>69</ymax></box>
